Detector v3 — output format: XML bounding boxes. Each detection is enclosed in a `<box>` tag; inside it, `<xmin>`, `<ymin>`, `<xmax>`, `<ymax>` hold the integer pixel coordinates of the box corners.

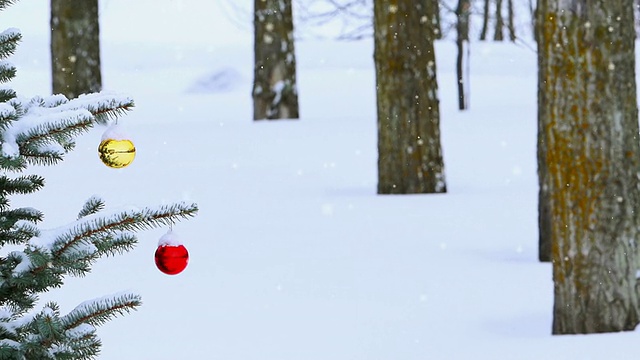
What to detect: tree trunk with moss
<box><xmin>50</xmin><ymin>0</ymin><xmax>101</xmax><ymax>99</ymax></box>
<box><xmin>374</xmin><ymin>0</ymin><xmax>446</xmax><ymax>194</ymax></box>
<box><xmin>253</xmin><ymin>0</ymin><xmax>299</xmax><ymax>120</ymax></box>
<box><xmin>538</xmin><ymin>0</ymin><xmax>640</xmax><ymax>334</ymax></box>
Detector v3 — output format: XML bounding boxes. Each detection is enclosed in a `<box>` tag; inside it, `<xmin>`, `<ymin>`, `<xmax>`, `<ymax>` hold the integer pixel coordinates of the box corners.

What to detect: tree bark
<box><xmin>507</xmin><ymin>0</ymin><xmax>516</xmax><ymax>41</ymax></box>
<box><xmin>427</xmin><ymin>0</ymin><xmax>442</xmax><ymax>39</ymax></box>
<box><xmin>494</xmin><ymin>0</ymin><xmax>504</xmax><ymax>41</ymax></box>
<box><xmin>50</xmin><ymin>0</ymin><xmax>101</xmax><ymax>99</ymax></box>
<box><xmin>253</xmin><ymin>0</ymin><xmax>299</xmax><ymax>120</ymax></box>
<box><xmin>538</xmin><ymin>0</ymin><xmax>640</xmax><ymax>334</ymax></box>
<box><xmin>375</xmin><ymin>0</ymin><xmax>446</xmax><ymax>194</ymax></box>
<box><xmin>480</xmin><ymin>0</ymin><xmax>491</xmax><ymax>40</ymax></box>
<box><xmin>536</xmin><ymin>1</ymin><xmax>551</xmax><ymax>262</ymax></box>
<box><xmin>456</xmin><ymin>0</ymin><xmax>470</xmax><ymax>110</ymax></box>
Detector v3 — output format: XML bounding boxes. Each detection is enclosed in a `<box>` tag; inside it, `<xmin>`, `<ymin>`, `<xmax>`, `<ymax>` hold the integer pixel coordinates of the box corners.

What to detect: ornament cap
<box><xmin>102</xmin><ymin>122</ymin><xmax>132</xmax><ymax>141</ymax></box>
<box><xmin>158</xmin><ymin>230</ymin><xmax>183</xmax><ymax>246</ymax></box>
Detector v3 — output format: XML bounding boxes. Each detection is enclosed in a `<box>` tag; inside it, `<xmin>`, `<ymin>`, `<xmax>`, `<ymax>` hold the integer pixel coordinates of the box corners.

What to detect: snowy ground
<box><xmin>5</xmin><ymin>1</ymin><xmax>640</xmax><ymax>359</ymax></box>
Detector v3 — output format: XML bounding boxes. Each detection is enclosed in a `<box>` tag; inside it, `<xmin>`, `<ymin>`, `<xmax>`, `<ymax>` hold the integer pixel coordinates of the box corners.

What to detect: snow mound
<box><xmin>186</xmin><ymin>68</ymin><xmax>243</xmax><ymax>93</ymax></box>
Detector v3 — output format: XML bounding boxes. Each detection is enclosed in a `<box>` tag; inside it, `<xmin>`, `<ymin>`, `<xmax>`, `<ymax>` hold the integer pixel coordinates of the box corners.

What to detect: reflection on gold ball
<box><xmin>98</xmin><ymin>139</ymin><xmax>136</xmax><ymax>168</ymax></box>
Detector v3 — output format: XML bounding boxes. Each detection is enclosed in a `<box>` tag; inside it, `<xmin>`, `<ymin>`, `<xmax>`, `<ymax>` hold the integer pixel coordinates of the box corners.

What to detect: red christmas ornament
<box><xmin>155</xmin><ymin>231</ymin><xmax>189</xmax><ymax>275</ymax></box>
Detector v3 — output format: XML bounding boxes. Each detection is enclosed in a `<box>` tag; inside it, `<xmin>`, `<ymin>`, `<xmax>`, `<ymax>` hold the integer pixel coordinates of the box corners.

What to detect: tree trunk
<box><xmin>427</xmin><ymin>0</ymin><xmax>442</xmax><ymax>39</ymax></box>
<box><xmin>536</xmin><ymin>2</ymin><xmax>551</xmax><ymax>263</ymax></box>
<box><xmin>480</xmin><ymin>0</ymin><xmax>491</xmax><ymax>40</ymax></box>
<box><xmin>507</xmin><ymin>0</ymin><xmax>516</xmax><ymax>41</ymax></box>
<box><xmin>253</xmin><ymin>0</ymin><xmax>299</xmax><ymax>120</ymax></box>
<box><xmin>494</xmin><ymin>0</ymin><xmax>504</xmax><ymax>41</ymax></box>
<box><xmin>456</xmin><ymin>0</ymin><xmax>471</xmax><ymax>110</ymax></box>
<box><xmin>538</xmin><ymin>0</ymin><xmax>640</xmax><ymax>334</ymax></box>
<box><xmin>375</xmin><ymin>0</ymin><xmax>446</xmax><ymax>195</ymax></box>
<box><xmin>50</xmin><ymin>0</ymin><xmax>101</xmax><ymax>99</ymax></box>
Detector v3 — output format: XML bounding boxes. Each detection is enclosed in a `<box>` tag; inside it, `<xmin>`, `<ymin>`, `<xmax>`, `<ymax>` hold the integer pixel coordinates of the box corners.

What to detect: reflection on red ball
<box><xmin>155</xmin><ymin>244</ymin><xmax>189</xmax><ymax>275</ymax></box>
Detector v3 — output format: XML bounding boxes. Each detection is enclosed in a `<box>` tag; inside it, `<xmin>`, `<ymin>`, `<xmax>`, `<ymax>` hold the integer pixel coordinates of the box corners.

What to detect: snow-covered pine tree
<box><xmin>0</xmin><ymin>2</ymin><xmax>198</xmax><ymax>358</ymax></box>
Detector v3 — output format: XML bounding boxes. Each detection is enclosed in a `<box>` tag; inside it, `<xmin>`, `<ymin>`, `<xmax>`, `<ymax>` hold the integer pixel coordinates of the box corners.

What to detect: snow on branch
<box><xmin>43</xmin><ymin>202</ymin><xmax>198</xmax><ymax>257</ymax></box>
<box><xmin>77</xmin><ymin>195</ymin><xmax>105</xmax><ymax>219</ymax></box>
<box><xmin>59</xmin><ymin>91</ymin><xmax>134</xmax><ymax>124</ymax></box>
<box><xmin>0</xmin><ymin>100</ymin><xmax>17</xmax><ymax>131</ymax></box>
<box><xmin>7</xmin><ymin>201</ymin><xmax>199</xmax><ymax>278</ymax></box>
<box><xmin>61</xmin><ymin>291</ymin><xmax>141</xmax><ymax>330</ymax></box>
<box><xmin>0</xmin><ymin>60</ymin><xmax>16</xmax><ymax>83</ymax></box>
<box><xmin>0</xmin><ymin>92</ymin><xmax>134</xmax><ymax>167</ymax></box>
<box><xmin>0</xmin><ymin>1</ymin><xmax>20</xmax><ymax>12</ymax></box>
<box><xmin>0</xmin><ymin>28</ymin><xmax>20</xmax><ymax>59</ymax></box>
<box><xmin>0</xmin><ymin>174</ymin><xmax>44</xmax><ymax>196</ymax></box>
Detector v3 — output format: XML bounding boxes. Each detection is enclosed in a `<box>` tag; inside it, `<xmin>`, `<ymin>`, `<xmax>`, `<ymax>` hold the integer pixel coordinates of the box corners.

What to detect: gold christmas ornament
<box><xmin>98</xmin><ymin>123</ymin><xmax>136</xmax><ymax>168</ymax></box>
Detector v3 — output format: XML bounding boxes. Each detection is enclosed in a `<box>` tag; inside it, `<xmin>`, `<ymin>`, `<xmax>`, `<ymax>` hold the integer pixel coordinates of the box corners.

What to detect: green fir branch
<box><xmin>0</xmin><ymin>61</ymin><xmax>16</xmax><ymax>83</ymax></box>
<box><xmin>0</xmin><ymin>88</ymin><xmax>14</xmax><ymax>101</ymax></box>
<box><xmin>0</xmin><ymin>155</ymin><xmax>26</xmax><ymax>171</ymax></box>
<box><xmin>16</xmin><ymin>113</ymin><xmax>94</xmax><ymax>154</ymax></box>
<box><xmin>77</xmin><ymin>196</ymin><xmax>105</xmax><ymax>219</ymax></box>
<box><xmin>0</xmin><ymin>28</ymin><xmax>21</xmax><ymax>59</ymax></box>
<box><xmin>0</xmin><ymin>175</ymin><xmax>45</xmax><ymax>196</ymax></box>
<box><xmin>0</xmin><ymin>98</ymin><xmax>19</xmax><ymax>134</ymax></box>
<box><xmin>0</xmin><ymin>0</ymin><xmax>19</xmax><ymax>12</ymax></box>
<box><xmin>20</xmin><ymin>149</ymin><xmax>65</xmax><ymax>166</ymax></box>
<box><xmin>52</xmin><ymin>202</ymin><xmax>198</xmax><ymax>259</ymax></box>
<box><xmin>61</xmin><ymin>292</ymin><xmax>141</xmax><ymax>330</ymax></box>
<box><xmin>0</xmin><ymin>88</ymin><xmax>15</xmax><ymax>103</ymax></box>
<box><xmin>0</xmin><ymin>222</ymin><xmax>40</xmax><ymax>245</ymax></box>
<box><xmin>59</xmin><ymin>328</ymin><xmax>100</xmax><ymax>360</ymax></box>
<box><xmin>0</xmin><ymin>207</ymin><xmax>44</xmax><ymax>225</ymax></box>
<box><xmin>62</xmin><ymin>93</ymin><xmax>134</xmax><ymax>125</ymax></box>
<box><xmin>92</xmin><ymin>232</ymin><xmax>137</xmax><ymax>258</ymax></box>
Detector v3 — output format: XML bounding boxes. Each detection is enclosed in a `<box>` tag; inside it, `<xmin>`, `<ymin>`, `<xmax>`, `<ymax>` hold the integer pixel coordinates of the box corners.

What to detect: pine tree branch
<box><xmin>77</xmin><ymin>196</ymin><xmax>105</xmax><ymax>219</ymax></box>
<box><xmin>0</xmin><ymin>60</ymin><xmax>16</xmax><ymax>83</ymax></box>
<box><xmin>1</xmin><ymin>93</ymin><xmax>134</xmax><ymax>164</ymax></box>
<box><xmin>61</xmin><ymin>292</ymin><xmax>141</xmax><ymax>330</ymax></box>
<box><xmin>51</xmin><ymin>202</ymin><xmax>198</xmax><ymax>259</ymax></box>
<box><xmin>16</xmin><ymin>111</ymin><xmax>94</xmax><ymax>157</ymax></box>
<box><xmin>0</xmin><ymin>102</ymin><xmax>17</xmax><ymax>129</ymax></box>
<box><xmin>0</xmin><ymin>88</ymin><xmax>16</xmax><ymax>104</ymax></box>
<box><xmin>0</xmin><ymin>1</ymin><xmax>19</xmax><ymax>12</ymax></box>
<box><xmin>0</xmin><ymin>28</ymin><xmax>21</xmax><ymax>59</ymax></box>
<box><xmin>60</xmin><ymin>92</ymin><xmax>134</xmax><ymax>125</ymax></box>
<box><xmin>0</xmin><ymin>175</ymin><xmax>44</xmax><ymax>195</ymax></box>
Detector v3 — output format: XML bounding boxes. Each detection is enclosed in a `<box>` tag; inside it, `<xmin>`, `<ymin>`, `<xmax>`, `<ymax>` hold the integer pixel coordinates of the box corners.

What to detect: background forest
<box><xmin>3</xmin><ymin>0</ymin><xmax>640</xmax><ymax>359</ymax></box>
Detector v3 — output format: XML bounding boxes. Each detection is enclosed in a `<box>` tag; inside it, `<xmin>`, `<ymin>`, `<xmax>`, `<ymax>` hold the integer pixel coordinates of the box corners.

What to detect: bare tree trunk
<box><xmin>50</xmin><ymin>0</ymin><xmax>101</xmax><ymax>99</ymax></box>
<box><xmin>507</xmin><ymin>0</ymin><xmax>516</xmax><ymax>41</ymax></box>
<box><xmin>536</xmin><ymin>0</ymin><xmax>551</xmax><ymax>263</ymax></box>
<box><xmin>494</xmin><ymin>0</ymin><xmax>504</xmax><ymax>41</ymax></box>
<box><xmin>375</xmin><ymin>0</ymin><xmax>446</xmax><ymax>194</ymax></box>
<box><xmin>253</xmin><ymin>0</ymin><xmax>299</xmax><ymax>120</ymax></box>
<box><xmin>480</xmin><ymin>0</ymin><xmax>491</xmax><ymax>40</ymax></box>
<box><xmin>538</xmin><ymin>0</ymin><xmax>640</xmax><ymax>334</ymax></box>
<box><xmin>456</xmin><ymin>0</ymin><xmax>470</xmax><ymax>110</ymax></box>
